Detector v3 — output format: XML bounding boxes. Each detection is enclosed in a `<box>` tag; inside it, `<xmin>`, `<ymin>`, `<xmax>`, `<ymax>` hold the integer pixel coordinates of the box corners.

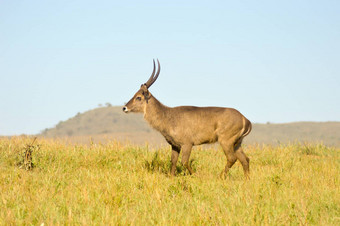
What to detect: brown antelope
<box><xmin>123</xmin><ymin>59</ymin><xmax>252</xmax><ymax>178</ymax></box>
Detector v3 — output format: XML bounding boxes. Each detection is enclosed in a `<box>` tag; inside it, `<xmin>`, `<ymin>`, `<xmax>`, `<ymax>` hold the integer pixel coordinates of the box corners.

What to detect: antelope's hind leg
<box><xmin>234</xmin><ymin>142</ymin><xmax>250</xmax><ymax>179</ymax></box>
<box><xmin>219</xmin><ymin>140</ymin><xmax>237</xmax><ymax>179</ymax></box>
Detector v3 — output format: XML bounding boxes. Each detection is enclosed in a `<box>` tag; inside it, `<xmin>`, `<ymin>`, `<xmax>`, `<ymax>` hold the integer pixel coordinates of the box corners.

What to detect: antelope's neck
<box><xmin>144</xmin><ymin>96</ymin><xmax>170</xmax><ymax>133</ymax></box>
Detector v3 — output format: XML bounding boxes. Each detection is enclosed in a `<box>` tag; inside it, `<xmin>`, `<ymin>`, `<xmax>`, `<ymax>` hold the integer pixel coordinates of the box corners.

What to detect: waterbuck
<box><xmin>123</xmin><ymin>60</ymin><xmax>252</xmax><ymax>178</ymax></box>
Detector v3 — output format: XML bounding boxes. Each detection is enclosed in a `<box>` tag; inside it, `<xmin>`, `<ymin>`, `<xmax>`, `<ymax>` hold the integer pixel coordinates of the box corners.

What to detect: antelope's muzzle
<box><xmin>122</xmin><ymin>106</ymin><xmax>129</xmax><ymax>113</ymax></box>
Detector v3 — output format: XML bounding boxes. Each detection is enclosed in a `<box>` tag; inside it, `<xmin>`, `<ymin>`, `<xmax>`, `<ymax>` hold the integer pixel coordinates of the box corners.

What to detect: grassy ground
<box><xmin>0</xmin><ymin>137</ymin><xmax>339</xmax><ymax>225</ymax></box>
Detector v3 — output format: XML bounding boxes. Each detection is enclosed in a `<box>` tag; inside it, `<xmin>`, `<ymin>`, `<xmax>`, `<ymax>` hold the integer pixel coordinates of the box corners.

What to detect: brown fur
<box><xmin>123</xmin><ymin>62</ymin><xmax>252</xmax><ymax>178</ymax></box>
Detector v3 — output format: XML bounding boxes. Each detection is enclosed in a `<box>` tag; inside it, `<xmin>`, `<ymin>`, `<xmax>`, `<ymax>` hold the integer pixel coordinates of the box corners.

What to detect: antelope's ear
<box><xmin>140</xmin><ymin>84</ymin><xmax>150</xmax><ymax>101</ymax></box>
<box><xmin>141</xmin><ymin>84</ymin><xmax>149</xmax><ymax>95</ymax></box>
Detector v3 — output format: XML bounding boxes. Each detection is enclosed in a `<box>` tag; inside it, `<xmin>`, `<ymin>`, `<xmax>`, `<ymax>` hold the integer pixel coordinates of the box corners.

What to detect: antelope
<box><xmin>123</xmin><ymin>59</ymin><xmax>252</xmax><ymax>178</ymax></box>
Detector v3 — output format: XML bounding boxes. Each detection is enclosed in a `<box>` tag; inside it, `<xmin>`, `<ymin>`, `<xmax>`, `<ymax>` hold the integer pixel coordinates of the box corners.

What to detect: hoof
<box><xmin>220</xmin><ymin>171</ymin><xmax>228</xmax><ymax>180</ymax></box>
<box><xmin>244</xmin><ymin>173</ymin><xmax>250</xmax><ymax>180</ymax></box>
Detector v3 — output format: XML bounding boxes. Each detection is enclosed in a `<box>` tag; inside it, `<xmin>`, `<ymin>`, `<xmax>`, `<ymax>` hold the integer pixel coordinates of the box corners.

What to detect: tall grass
<box><xmin>0</xmin><ymin>137</ymin><xmax>339</xmax><ymax>225</ymax></box>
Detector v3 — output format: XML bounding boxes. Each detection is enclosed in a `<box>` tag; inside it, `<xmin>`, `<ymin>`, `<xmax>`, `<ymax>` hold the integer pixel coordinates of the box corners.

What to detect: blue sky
<box><xmin>0</xmin><ymin>0</ymin><xmax>339</xmax><ymax>135</ymax></box>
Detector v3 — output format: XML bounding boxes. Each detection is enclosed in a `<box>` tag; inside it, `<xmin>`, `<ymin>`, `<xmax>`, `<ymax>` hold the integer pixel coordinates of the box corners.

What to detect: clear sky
<box><xmin>1</xmin><ymin>0</ymin><xmax>339</xmax><ymax>135</ymax></box>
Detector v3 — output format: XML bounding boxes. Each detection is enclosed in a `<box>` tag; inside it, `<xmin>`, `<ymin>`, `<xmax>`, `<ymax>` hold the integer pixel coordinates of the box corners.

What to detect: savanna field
<box><xmin>0</xmin><ymin>137</ymin><xmax>339</xmax><ymax>225</ymax></box>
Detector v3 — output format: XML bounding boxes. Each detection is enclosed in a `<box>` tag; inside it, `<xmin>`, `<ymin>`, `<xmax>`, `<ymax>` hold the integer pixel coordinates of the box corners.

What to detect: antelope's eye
<box><xmin>136</xmin><ymin>96</ymin><xmax>142</xmax><ymax>101</ymax></box>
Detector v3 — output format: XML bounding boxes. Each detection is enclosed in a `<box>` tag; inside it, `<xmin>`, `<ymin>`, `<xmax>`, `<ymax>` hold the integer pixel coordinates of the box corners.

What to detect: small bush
<box><xmin>17</xmin><ymin>137</ymin><xmax>39</xmax><ymax>170</ymax></box>
<box><xmin>144</xmin><ymin>152</ymin><xmax>197</xmax><ymax>176</ymax></box>
<box><xmin>144</xmin><ymin>152</ymin><xmax>171</xmax><ymax>174</ymax></box>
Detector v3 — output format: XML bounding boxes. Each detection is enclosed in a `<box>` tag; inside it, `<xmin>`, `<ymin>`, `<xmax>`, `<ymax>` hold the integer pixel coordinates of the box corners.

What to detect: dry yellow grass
<box><xmin>0</xmin><ymin>137</ymin><xmax>339</xmax><ymax>225</ymax></box>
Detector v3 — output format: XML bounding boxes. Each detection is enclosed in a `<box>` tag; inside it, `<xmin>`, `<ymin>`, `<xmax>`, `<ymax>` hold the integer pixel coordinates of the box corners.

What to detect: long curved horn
<box><xmin>144</xmin><ymin>59</ymin><xmax>160</xmax><ymax>88</ymax></box>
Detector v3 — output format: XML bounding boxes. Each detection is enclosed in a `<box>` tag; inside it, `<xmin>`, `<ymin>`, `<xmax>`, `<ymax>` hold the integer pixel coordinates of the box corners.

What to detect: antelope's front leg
<box><xmin>181</xmin><ymin>144</ymin><xmax>194</xmax><ymax>175</ymax></box>
<box><xmin>170</xmin><ymin>145</ymin><xmax>180</xmax><ymax>176</ymax></box>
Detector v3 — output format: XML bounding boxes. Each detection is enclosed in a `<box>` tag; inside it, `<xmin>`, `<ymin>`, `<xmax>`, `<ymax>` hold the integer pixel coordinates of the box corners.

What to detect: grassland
<box><xmin>0</xmin><ymin>137</ymin><xmax>339</xmax><ymax>225</ymax></box>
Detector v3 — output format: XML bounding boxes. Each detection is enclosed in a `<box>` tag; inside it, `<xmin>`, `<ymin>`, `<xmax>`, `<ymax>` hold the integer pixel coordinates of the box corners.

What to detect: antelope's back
<box><xmin>170</xmin><ymin>106</ymin><xmax>246</xmax><ymax>140</ymax></box>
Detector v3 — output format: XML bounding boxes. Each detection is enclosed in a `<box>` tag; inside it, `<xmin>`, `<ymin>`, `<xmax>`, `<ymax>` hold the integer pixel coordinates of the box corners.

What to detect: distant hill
<box><xmin>246</xmin><ymin>122</ymin><xmax>340</xmax><ymax>147</ymax></box>
<box><xmin>41</xmin><ymin>106</ymin><xmax>151</xmax><ymax>136</ymax></box>
<box><xmin>40</xmin><ymin>106</ymin><xmax>340</xmax><ymax>147</ymax></box>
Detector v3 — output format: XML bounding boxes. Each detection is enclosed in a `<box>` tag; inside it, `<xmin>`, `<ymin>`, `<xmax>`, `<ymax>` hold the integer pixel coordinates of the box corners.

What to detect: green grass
<box><xmin>0</xmin><ymin>137</ymin><xmax>339</xmax><ymax>225</ymax></box>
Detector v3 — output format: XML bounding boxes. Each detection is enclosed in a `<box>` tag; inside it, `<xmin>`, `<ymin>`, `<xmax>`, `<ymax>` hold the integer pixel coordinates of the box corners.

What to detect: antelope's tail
<box><xmin>235</xmin><ymin>117</ymin><xmax>252</xmax><ymax>148</ymax></box>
